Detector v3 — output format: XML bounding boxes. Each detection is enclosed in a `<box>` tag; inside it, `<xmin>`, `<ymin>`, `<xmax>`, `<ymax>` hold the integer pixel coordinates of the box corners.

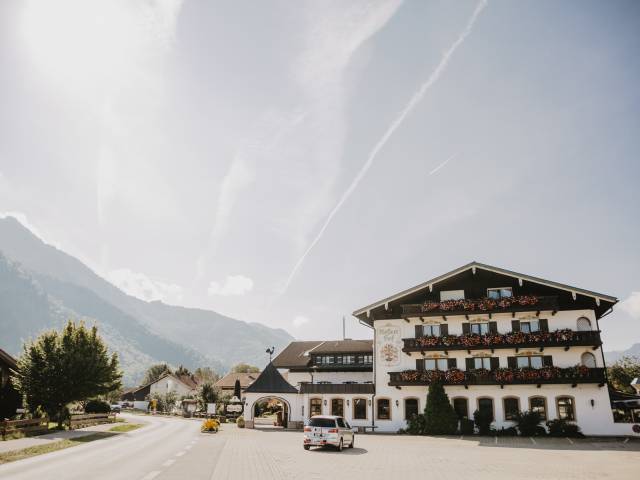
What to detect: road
<box><xmin>1</xmin><ymin>413</ymin><xmax>639</xmax><ymax>480</ymax></box>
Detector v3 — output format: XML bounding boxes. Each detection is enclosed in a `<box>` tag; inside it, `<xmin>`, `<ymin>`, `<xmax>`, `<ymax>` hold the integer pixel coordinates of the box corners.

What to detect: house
<box><xmin>245</xmin><ymin>262</ymin><xmax>639</xmax><ymax>436</ymax></box>
<box><xmin>0</xmin><ymin>348</ymin><xmax>21</xmax><ymax>418</ymax></box>
<box><xmin>214</xmin><ymin>372</ymin><xmax>259</xmax><ymax>397</ymax></box>
<box><xmin>149</xmin><ymin>373</ymin><xmax>198</xmax><ymax>398</ymax></box>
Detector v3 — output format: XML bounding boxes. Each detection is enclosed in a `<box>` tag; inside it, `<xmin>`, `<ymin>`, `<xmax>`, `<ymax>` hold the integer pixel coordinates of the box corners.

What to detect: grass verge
<box><xmin>109</xmin><ymin>424</ymin><xmax>144</xmax><ymax>433</ymax></box>
<box><xmin>0</xmin><ymin>432</ymin><xmax>117</xmax><ymax>465</ymax></box>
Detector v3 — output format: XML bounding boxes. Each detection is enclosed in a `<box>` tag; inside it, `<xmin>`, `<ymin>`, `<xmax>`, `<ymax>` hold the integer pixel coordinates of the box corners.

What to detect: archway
<box><xmin>250</xmin><ymin>396</ymin><xmax>291</xmax><ymax>429</ymax></box>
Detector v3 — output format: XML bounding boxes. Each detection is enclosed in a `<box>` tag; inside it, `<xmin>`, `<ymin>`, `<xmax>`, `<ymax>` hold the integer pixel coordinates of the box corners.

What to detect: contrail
<box><xmin>429</xmin><ymin>153</ymin><xmax>458</xmax><ymax>176</ymax></box>
<box><xmin>280</xmin><ymin>0</ymin><xmax>488</xmax><ymax>294</ymax></box>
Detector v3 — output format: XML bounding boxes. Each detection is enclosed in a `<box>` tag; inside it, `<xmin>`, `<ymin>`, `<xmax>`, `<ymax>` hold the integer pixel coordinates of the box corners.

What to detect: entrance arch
<box><xmin>250</xmin><ymin>396</ymin><xmax>291</xmax><ymax>429</ymax></box>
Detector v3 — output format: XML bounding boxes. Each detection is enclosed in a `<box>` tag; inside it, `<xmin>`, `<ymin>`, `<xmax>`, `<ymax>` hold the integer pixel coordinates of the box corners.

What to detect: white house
<box><xmin>149</xmin><ymin>373</ymin><xmax>198</xmax><ymax>398</ymax></box>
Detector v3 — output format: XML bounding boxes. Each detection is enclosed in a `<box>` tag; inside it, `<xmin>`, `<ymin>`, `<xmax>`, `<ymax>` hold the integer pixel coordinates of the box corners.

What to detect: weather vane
<box><xmin>265</xmin><ymin>346</ymin><xmax>275</xmax><ymax>362</ymax></box>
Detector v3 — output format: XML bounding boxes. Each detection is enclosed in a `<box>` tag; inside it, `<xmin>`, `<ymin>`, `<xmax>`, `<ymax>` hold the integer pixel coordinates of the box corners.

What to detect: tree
<box><xmin>142</xmin><ymin>363</ymin><xmax>172</xmax><ymax>386</ymax></box>
<box><xmin>608</xmin><ymin>356</ymin><xmax>640</xmax><ymax>394</ymax></box>
<box><xmin>14</xmin><ymin>320</ymin><xmax>122</xmax><ymax>427</ymax></box>
<box><xmin>149</xmin><ymin>391</ymin><xmax>178</xmax><ymax>413</ymax></box>
<box><xmin>194</xmin><ymin>367</ymin><xmax>220</xmax><ymax>384</ymax></box>
<box><xmin>198</xmin><ymin>382</ymin><xmax>219</xmax><ymax>410</ymax></box>
<box><xmin>233</xmin><ymin>379</ymin><xmax>241</xmax><ymax>399</ymax></box>
<box><xmin>423</xmin><ymin>382</ymin><xmax>458</xmax><ymax>435</ymax></box>
<box><xmin>175</xmin><ymin>365</ymin><xmax>192</xmax><ymax>377</ymax></box>
<box><xmin>230</xmin><ymin>363</ymin><xmax>260</xmax><ymax>373</ymax></box>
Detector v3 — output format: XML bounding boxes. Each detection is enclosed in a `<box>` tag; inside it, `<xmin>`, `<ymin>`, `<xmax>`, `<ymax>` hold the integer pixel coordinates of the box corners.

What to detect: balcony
<box><xmin>402</xmin><ymin>295</ymin><xmax>559</xmax><ymax>318</ymax></box>
<box><xmin>402</xmin><ymin>329</ymin><xmax>602</xmax><ymax>354</ymax></box>
<box><xmin>388</xmin><ymin>366</ymin><xmax>605</xmax><ymax>387</ymax></box>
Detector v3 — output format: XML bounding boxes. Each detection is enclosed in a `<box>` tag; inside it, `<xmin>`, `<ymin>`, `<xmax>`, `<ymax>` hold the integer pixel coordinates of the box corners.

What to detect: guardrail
<box><xmin>68</xmin><ymin>413</ymin><xmax>116</xmax><ymax>429</ymax></box>
<box><xmin>1</xmin><ymin>417</ymin><xmax>49</xmax><ymax>440</ymax></box>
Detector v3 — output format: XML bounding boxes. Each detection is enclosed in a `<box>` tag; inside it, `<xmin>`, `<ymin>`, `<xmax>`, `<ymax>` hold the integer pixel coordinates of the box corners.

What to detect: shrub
<box><xmin>237</xmin><ymin>416</ymin><xmax>245</xmax><ymax>428</ymax></box>
<box><xmin>423</xmin><ymin>383</ymin><xmax>458</xmax><ymax>435</ymax></box>
<box><xmin>460</xmin><ymin>418</ymin><xmax>475</xmax><ymax>435</ymax></box>
<box><xmin>514</xmin><ymin>410</ymin><xmax>543</xmax><ymax>436</ymax></box>
<box><xmin>546</xmin><ymin>419</ymin><xmax>583</xmax><ymax>437</ymax></box>
<box><xmin>473</xmin><ymin>409</ymin><xmax>493</xmax><ymax>436</ymax></box>
<box><xmin>496</xmin><ymin>426</ymin><xmax>518</xmax><ymax>436</ymax></box>
<box><xmin>85</xmin><ymin>399</ymin><xmax>112</xmax><ymax>414</ymax></box>
<box><xmin>406</xmin><ymin>413</ymin><xmax>426</xmax><ymax>435</ymax></box>
<box><xmin>201</xmin><ymin>418</ymin><xmax>219</xmax><ymax>432</ymax></box>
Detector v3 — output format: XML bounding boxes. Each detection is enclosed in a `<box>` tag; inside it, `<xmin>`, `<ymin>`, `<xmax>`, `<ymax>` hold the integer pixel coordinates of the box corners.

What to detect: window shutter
<box><xmin>507</xmin><ymin>357</ymin><xmax>517</xmax><ymax>369</ymax></box>
<box><xmin>511</xmin><ymin>320</ymin><xmax>520</xmax><ymax>332</ymax></box>
<box><xmin>440</xmin><ymin>324</ymin><xmax>449</xmax><ymax>336</ymax></box>
<box><xmin>465</xmin><ymin>358</ymin><xmax>474</xmax><ymax>371</ymax></box>
<box><xmin>462</xmin><ymin>323</ymin><xmax>471</xmax><ymax>335</ymax></box>
<box><xmin>543</xmin><ymin>356</ymin><xmax>553</xmax><ymax>367</ymax></box>
<box><xmin>447</xmin><ymin>358</ymin><xmax>457</xmax><ymax>369</ymax></box>
<box><xmin>490</xmin><ymin>357</ymin><xmax>500</xmax><ymax>370</ymax></box>
<box><xmin>539</xmin><ymin>319</ymin><xmax>549</xmax><ymax>332</ymax></box>
<box><xmin>416</xmin><ymin>359</ymin><xmax>425</xmax><ymax>371</ymax></box>
<box><xmin>415</xmin><ymin>325</ymin><xmax>423</xmax><ymax>338</ymax></box>
<box><xmin>488</xmin><ymin>321</ymin><xmax>498</xmax><ymax>334</ymax></box>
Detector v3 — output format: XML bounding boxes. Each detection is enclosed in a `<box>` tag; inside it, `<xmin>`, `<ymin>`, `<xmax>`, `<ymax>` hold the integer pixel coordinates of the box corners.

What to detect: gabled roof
<box><xmin>272</xmin><ymin>340</ymin><xmax>373</xmax><ymax>369</ymax></box>
<box><xmin>353</xmin><ymin>261</ymin><xmax>618</xmax><ymax>317</ymax></box>
<box><xmin>214</xmin><ymin>372</ymin><xmax>259</xmax><ymax>389</ymax></box>
<box><xmin>152</xmin><ymin>372</ymin><xmax>198</xmax><ymax>390</ymax></box>
<box><xmin>243</xmin><ymin>362</ymin><xmax>298</xmax><ymax>394</ymax></box>
<box><xmin>0</xmin><ymin>348</ymin><xmax>17</xmax><ymax>370</ymax></box>
<box><xmin>311</xmin><ymin>340</ymin><xmax>373</xmax><ymax>354</ymax></box>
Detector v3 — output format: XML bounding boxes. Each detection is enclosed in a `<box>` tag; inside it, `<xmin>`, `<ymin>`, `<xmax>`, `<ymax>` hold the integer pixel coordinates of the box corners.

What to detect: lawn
<box><xmin>109</xmin><ymin>424</ymin><xmax>144</xmax><ymax>433</ymax></box>
<box><xmin>0</xmin><ymin>432</ymin><xmax>117</xmax><ymax>465</ymax></box>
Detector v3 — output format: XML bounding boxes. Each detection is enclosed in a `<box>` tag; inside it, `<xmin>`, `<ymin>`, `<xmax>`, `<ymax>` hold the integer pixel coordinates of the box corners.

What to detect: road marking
<box><xmin>162</xmin><ymin>459</ymin><xmax>176</xmax><ymax>467</ymax></box>
<box><xmin>566</xmin><ymin>437</ymin><xmax>574</xmax><ymax>445</ymax></box>
<box><xmin>175</xmin><ymin>451</ymin><xmax>186</xmax><ymax>457</ymax></box>
<box><xmin>530</xmin><ymin>437</ymin><xmax>537</xmax><ymax>445</ymax></box>
<box><xmin>140</xmin><ymin>471</ymin><xmax>161</xmax><ymax>480</ymax></box>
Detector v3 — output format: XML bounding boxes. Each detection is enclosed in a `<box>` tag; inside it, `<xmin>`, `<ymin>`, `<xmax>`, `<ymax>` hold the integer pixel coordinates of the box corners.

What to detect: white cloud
<box><xmin>107</xmin><ymin>268</ymin><xmax>184</xmax><ymax>304</ymax></box>
<box><xmin>208</xmin><ymin>275</ymin><xmax>254</xmax><ymax>297</ymax></box>
<box><xmin>292</xmin><ymin>315</ymin><xmax>311</xmax><ymax>328</ymax></box>
<box><xmin>620</xmin><ymin>292</ymin><xmax>640</xmax><ymax>319</ymax></box>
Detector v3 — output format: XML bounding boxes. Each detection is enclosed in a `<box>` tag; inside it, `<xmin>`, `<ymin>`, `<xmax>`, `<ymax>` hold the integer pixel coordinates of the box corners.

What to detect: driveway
<box><xmin>0</xmin><ymin>414</ymin><xmax>638</xmax><ymax>480</ymax></box>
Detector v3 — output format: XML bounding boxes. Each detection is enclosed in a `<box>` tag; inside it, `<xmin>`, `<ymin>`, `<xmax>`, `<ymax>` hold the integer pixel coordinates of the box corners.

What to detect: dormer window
<box><xmin>487</xmin><ymin>287</ymin><xmax>513</xmax><ymax>299</ymax></box>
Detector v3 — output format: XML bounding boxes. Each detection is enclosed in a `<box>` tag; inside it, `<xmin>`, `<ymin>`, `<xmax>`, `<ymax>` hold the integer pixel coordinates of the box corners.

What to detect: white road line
<box><xmin>175</xmin><ymin>451</ymin><xmax>186</xmax><ymax>457</ymax></box>
<box><xmin>162</xmin><ymin>459</ymin><xmax>176</xmax><ymax>467</ymax></box>
<box><xmin>566</xmin><ymin>437</ymin><xmax>574</xmax><ymax>445</ymax></box>
<box><xmin>530</xmin><ymin>437</ymin><xmax>537</xmax><ymax>445</ymax></box>
<box><xmin>140</xmin><ymin>471</ymin><xmax>161</xmax><ymax>480</ymax></box>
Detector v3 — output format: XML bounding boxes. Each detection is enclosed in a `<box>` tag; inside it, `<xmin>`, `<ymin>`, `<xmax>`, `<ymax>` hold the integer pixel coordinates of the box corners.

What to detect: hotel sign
<box><xmin>377</xmin><ymin>324</ymin><xmax>401</xmax><ymax>367</ymax></box>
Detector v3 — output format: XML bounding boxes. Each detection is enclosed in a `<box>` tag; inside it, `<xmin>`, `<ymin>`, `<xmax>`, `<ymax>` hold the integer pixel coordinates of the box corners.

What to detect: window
<box><xmin>440</xmin><ymin>290</ymin><xmax>465</xmax><ymax>301</ymax></box>
<box><xmin>309</xmin><ymin>417</ymin><xmax>336</xmax><ymax>428</ymax></box>
<box><xmin>364</xmin><ymin>355</ymin><xmax>373</xmax><ymax>364</ymax></box>
<box><xmin>473</xmin><ymin>357</ymin><xmax>492</xmax><ymax>370</ymax></box>
<box><xmin>517</xmin><ymin>356</ymin><xmax>543</xmax><ymax>369</ymax></box>
<box><xmin>453</xmin><ymin>398</ymin><xmax>469</xmax><ymax>419</ymax></box>
<box><xmin>357</xmin><ymin>354</ymin><xmax>373</xmax><ymax>364</ymax></box>
<box><xmin>353</xmin><ymin>398</ymin><xmax>367</xmax><ymax>420</ymax></box>
<box><xmin>529</xmin><ymin>397</ymin><xmax>547</xmax><ymax>420</ymax></box>
<box><xmin>520</xmin><ymin>319</ymin><xmax>540</xmax><ymax>333</ymax></box>
<box><xmin>336</xmin><ymin>417</ymin><xmax>346</xmax><ymax>428</ymax></box>
<box><xmin>422</xmin><ymin>324</ymin><xmax>441</xmax><ymax>337</ymax></box>
<box><xmin>331</xmin><ymin>398</ymin><xmax>344</xmax><ymax>417</ymax></box>
<box><xmin>557</xmin><ymin>397</ymin><xmax>575</xmax><ymax>421</ymax></box>
<box><xmin>405</xmin><ymin>398</ymin><xmax>419</xmax><ymax>420</ymax></box>
<box><xmin>470</xmin><ymin>323</ymin><xmax>489</xmax><ymax>335</ymax></box>
<box><xmin>343</xmin><ymin>355</ymin><xmax>355</xmax><ymax>364</ymax></box>
<box><xmin>503</xmin><ymin>398</ymin><xmax>520</xmax><ymax>421</ymax></box>
<box><xmin>310</xmin><ymin>398</ymin><xmax>322</xmax><ymax>417</ymax></box>
<box><xmin>425</xmin><ymin>358</ymin><xmax>449</xmax><ymax>370</ymax></box>
<box><xmin>377</xmin><ymin>399</ymin><xmax>391</xmax><ymax>420</ymax></box>
<box><xmin>477</xmin><ymin>398</ymin><xmax>494</xmax><ymax>421</ymax></box>
<box><xmin>577</xmin><ymin>317</ymin><xmax>592</xmax><ymax>331</ymax></box>
<box><xmin>487</xmin><ymin>287</ymin><xmax>513</xmax><ymax>299</ymax></box>
<box><xmin>581</xmin><ymin>352</ymin><xmax>596</xmax><ymax>368</ymax></box>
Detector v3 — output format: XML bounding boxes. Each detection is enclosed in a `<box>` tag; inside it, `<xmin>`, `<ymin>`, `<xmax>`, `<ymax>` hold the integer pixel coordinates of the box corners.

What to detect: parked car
<box><xmin>110</xmin><ymin>404</ymin><xmax>121</xmax><ymax>413</ymax></box>
<box><xmin>303</xmin><ymin>415</ymin><xmax>355</xmax><ymax>451</ymax></box>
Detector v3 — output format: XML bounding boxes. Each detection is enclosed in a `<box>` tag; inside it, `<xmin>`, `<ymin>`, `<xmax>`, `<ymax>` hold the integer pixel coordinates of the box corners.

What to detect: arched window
<box><xmin>556</xmin><ymin>396</ymin><xmax>575</xmax><ymax>421</ymax></box>
<box><xmin>377</xmin><ymin>398</ymin><xmax>391</xmax><ymax>420</ymax></box>
<box><xmin>309</xmin><ymin>398</ymin><xmax>322</xmax><ymax>417</ymax></box>
<box><xmin>503</xmin><ymin>397</ymin><xmax>520</xmax><ymax>421</ymax></box>
<box><xmin>331</xmin><ymin>398</ymin><xmax>344</xmax><ymax>417</ymax></box>
<box><xmin>477</xmin><ymin>397</ymin><xmax>494</xmax><ymax>421</ymax></box>
<box><xmin>581</xmin><ymin>352</ymin><xmax>596</xmax><ymax>368</ymax></box>
<box><xmin>404</xmin><ymin>398</ymin><xmax>419</xmax><ymax>420</ymax></box>
<box><xmin>453</xmin><ymin>398</ymin><xmax>469</xmax><ymax>419</ymax></box>
<box><xmin>529</xmin><ymin>396</ymin><xmax>547</xmax><ymax>420</ymax></box>
<box><xmin>577</xmin><ymin>317</ymin><xmax>592</xmax><ymax>331</ymax></box>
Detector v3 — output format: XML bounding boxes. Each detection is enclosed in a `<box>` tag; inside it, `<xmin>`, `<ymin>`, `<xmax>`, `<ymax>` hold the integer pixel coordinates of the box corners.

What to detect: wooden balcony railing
<box><xmin>402</xmin><ymin>329</ymin><xmax>602</xmax><ymax>353</ymax></box>
<box><xmin>388</xmin><ymin>366</ymin><xmax>605</xmax><ymax>387</ymax></box>
<box><xmin>402</xmin><ymin>295</ymin><xmax>558</xmax><ymax>318</ymax></box>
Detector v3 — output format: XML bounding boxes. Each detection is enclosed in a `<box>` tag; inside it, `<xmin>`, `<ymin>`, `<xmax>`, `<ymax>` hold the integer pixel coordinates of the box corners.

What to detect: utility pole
<box><xmin>342</xmin><ymin>315</ymin><xmax>346</xmax><ymax>340</ymax></box>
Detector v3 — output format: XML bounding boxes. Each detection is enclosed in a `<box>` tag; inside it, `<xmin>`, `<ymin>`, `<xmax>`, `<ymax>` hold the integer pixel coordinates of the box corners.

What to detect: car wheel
<box><xmin>349</xmin><ymin>437</ymin><xmax>354</xmax><ymax>448</ymax></box>
<box><xmin>337</xmin><ymin>439</ymin><xmax>343</xmax><ymax>452</ymax></box>
<box><xmin>303</xmin><ymin>445</ymin><xmax>310</xmax><ymax>450</ymax></box>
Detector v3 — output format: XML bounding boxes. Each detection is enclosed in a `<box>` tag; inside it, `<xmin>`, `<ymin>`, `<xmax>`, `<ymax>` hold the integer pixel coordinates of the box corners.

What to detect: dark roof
<box><xmin>299</xmin><ymin>383</ymin><xmax>375</xmax><ymax>394</ymax></box>
<box><xmin>272</xmin><ymin>340</ymin><xmax>373</xmax><ymax>369</ymax></box>
<box><xmin>243</xmin><ymin>362</ymin><xmax>298</xmax><ymax>394</ymax></box>
<box><xmin>0</xmin><ymin>348</ymin><xmax>17</xmax><ymax>370</ymax></box>
<box><xmin>353</xmin><ymin>261</ymin><xmax>618</xmax><ymax>318</ymax></box>
<box><xmin>214</xmin><ymin>372</ymin><xmax>259</xmax><ymax>389</ymax></box>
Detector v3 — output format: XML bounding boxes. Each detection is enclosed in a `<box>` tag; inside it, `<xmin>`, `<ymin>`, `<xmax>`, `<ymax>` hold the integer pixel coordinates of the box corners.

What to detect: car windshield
<box><xmin>309</xmin><ymin>418</ymin><xmax>336</xmax><ymax>428</ymax></box>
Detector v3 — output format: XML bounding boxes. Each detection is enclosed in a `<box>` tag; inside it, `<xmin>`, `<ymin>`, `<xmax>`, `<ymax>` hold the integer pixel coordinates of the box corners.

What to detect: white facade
<box><xmin>149</xmin><ymin>374</ymin><xmax>195</xmax><ymax>398</ymax></box>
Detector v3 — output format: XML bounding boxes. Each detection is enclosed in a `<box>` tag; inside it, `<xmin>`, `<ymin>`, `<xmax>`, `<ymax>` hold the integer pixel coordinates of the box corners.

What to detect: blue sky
<box><xmin>0</xmin><ymin>0</ymin><xmax>638</xmax><ymax>350</ymax></box>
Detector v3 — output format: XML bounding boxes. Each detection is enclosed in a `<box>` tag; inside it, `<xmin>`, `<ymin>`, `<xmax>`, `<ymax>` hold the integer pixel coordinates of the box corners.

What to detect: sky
<box><xmin>0</xmin><ymin>0</ymin><xmax>639</xmax><ymax>350</ymax></box>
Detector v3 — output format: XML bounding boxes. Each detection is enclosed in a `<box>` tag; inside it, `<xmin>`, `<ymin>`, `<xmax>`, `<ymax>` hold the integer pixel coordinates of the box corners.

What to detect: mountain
<box><xmin>605</xmin><ymin>344</ymin><xmax>640</xmax><ymax>364</ymax></box>
<box><xmin>0</xmin><ymin>216</ymin><xmax>293</xmax><ymax>385</ymax></box>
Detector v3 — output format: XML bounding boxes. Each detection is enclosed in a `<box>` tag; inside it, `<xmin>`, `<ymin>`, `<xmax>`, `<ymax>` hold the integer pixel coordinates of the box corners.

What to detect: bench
<box><xmin>358</xmin><ymin>426</ymin><xmax>379</xmax><ymax>434</ymax></box>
